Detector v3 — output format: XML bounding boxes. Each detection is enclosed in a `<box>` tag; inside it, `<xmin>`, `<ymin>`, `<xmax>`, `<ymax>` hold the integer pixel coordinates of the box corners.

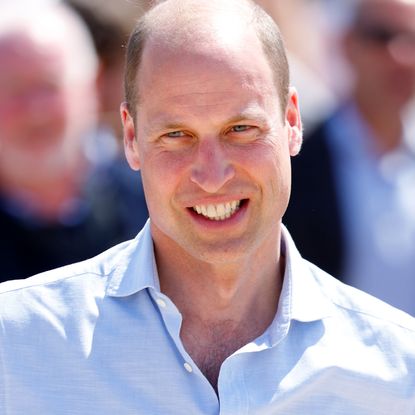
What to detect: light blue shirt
<box><xmin>1</xmin><ymin>221</ymin><xmax>415</xmax><ymax>414</ymax></box>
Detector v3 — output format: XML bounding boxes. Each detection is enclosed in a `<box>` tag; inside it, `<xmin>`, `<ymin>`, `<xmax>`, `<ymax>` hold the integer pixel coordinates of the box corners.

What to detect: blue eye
<box><xmin>166</xmin><ymin>131</ymin><xmax>185</xmax><ymax>138</ymax></box>
<box><xmin>231</xmin><ymin>125</ymin><xmax>250</xmax><ymax>132</ymax></box>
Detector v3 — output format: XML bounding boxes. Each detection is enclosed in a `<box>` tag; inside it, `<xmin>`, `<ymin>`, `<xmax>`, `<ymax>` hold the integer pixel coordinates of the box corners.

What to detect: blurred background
<box><xmin>0</xmin><ymin>0</ymin><xmax>414</xmax><ymax>317</ymax></box>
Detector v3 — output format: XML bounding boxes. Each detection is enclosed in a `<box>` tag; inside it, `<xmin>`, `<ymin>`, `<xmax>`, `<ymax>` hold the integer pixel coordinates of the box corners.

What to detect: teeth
<box><xmin>207</xmin><ymin>205</ymin><xmax>216</xmax><ymax>218</ymax></box>
<box><xmin>216</xmin><ymin>204</ymin><xmax>226</xmax><ymax>217</ymax></box>
<box><xmin>192</xmin><ymin>200</ymin><xmax>241</xmax><ymax>221</ymax></box>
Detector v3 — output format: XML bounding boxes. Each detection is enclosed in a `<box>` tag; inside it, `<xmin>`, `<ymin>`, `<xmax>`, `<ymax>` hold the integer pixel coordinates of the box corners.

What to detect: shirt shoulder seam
<box><xmin>330</xmin><ymin>299</ymin><xmax>415</xmax><ymax>333</ymax></box>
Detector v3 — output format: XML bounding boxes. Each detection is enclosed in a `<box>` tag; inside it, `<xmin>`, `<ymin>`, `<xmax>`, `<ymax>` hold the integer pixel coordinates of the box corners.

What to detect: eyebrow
<box><xmin>144</xmin><ymin>121</ymin><xmax>187</xmax><ymax>137</ymax></box>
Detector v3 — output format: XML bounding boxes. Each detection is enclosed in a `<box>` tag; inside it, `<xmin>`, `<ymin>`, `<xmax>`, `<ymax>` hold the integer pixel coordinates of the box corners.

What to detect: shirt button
<box><xmin>156</xmin><ymin>298</ymin><xmax>167</xmax><ymax>308</ymax></box>
<box><xmin>184</xmin><ymin>362</ymin><xmax>193</xmax><ymax>373</ymax></box>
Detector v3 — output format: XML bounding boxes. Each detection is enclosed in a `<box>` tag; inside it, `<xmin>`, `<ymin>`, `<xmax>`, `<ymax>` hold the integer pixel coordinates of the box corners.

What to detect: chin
<box><xmin>181</xmin><ymin>235</ymin><xmax>255</xmax><ymax>265</ymax></box>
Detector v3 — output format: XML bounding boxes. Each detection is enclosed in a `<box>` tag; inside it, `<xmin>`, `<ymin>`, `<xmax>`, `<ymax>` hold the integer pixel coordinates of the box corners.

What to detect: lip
<box><xmin>187</xmin><ymin>199</ymin><xmax>249</xmax><ymax>228</ymax></box>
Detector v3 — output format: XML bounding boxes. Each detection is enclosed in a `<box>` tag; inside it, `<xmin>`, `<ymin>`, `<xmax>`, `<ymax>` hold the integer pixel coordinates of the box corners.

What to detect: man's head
<box><xmin>0</xmin><ymin>1</ymin><xmax>98</xmax><ymax>186</ymax></box>
<box><xmin>124</xmin><ymin>0</ymin><xmax>290</xmax><ymax>121</ymax></box>
<box><xmin>343</xmin><ymin>0</ymin><xmax>415</xmax><ymax>111</ymax></box>
<box><xmin>121</xmin><ymin>0</ymin><xmax>302</xmax><ymax>264</ymax></box>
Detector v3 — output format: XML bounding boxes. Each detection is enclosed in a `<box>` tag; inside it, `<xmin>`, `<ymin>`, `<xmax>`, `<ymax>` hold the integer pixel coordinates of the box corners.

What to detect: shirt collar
<box><xmin>280</xmin><ymin>225</ymin><xmax>335</xmax><ymax>323</ymax></box>
<box><xmin>106</xmin><ymin>220</ymin><xmax>160</xmax><ymax>297</ymax></box>
<box><xmin>106</xmin><ymin>220</ymin><xmax>335</xmax><ymax>324</ymax></box>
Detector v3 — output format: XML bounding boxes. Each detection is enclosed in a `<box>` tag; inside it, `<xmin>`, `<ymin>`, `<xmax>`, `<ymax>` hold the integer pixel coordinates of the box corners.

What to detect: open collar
<box><xmin>106</xmin><ymin>221</ymin><xmax>335</xmax><ymax>325</ymax></box>
<box><xmin>106</xmin><ymin>220</ymin><xmax>160</xmax><ymax>297</ymax></box>
<box><xmin>280</xmin><ymin>225</ymin><xmax>335</xmax><ymax>323</ymax></box>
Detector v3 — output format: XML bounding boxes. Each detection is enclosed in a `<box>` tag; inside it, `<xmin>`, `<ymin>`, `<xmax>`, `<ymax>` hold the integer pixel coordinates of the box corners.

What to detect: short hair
<box><xmin>124</xmin><ymin>0</ymin><xmax>289</xmax><ymax>120</ymax></box>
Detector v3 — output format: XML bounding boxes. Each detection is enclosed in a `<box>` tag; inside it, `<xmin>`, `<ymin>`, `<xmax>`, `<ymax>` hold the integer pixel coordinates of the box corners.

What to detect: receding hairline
<box><xmin>124</xmin><ymin>0</ymin><xmax>290</xmax><ymax>119</ymax></box>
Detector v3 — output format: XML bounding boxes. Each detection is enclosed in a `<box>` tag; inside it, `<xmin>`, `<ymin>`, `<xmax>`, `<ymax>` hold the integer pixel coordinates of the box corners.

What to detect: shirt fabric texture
<box><xmin>1</xmin><ymin>221</ymin><xmax>415</xmax><ymax>414</ymax></box>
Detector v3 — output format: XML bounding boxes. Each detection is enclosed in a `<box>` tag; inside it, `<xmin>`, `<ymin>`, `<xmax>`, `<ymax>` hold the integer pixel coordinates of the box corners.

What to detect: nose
<box><xmin>190</xmin><ymin>138</ymin><xmax>235</xmax><ymax>193</ymax></box>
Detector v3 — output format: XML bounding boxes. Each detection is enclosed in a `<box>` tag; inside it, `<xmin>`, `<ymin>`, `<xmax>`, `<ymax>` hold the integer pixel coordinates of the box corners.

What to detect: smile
<box><xmin>192</xmin><ymin>200</ymin><xmax>241</xmax><ymax>221</ymax></box>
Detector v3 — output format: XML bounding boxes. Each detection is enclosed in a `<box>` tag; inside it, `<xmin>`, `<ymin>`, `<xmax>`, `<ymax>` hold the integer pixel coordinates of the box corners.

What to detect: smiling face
<box><xmin>122</xmin><ymin>24</ymin><xmax>302</xmax><ymax>265</ymax></box>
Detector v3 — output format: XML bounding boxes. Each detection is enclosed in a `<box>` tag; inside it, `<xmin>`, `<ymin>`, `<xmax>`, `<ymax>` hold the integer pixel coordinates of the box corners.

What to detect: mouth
<box><xmin>191</xmin><ymin>199</ymin><xmax>245</xmax><ymax>221</ymax></box>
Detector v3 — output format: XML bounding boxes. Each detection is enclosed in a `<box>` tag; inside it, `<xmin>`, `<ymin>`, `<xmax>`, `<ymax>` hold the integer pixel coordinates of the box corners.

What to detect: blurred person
<box><xmin>0</xmin><ymin>1</ymin><xmax>140</xmax><ymax>282</ymax></box>
<box><xmin>65</xmin><ymin>0</ymin><xmax>136</xmax><ymax>141</ymax></box>
<box><xmin>65</xmin><ymin>0</ymin><xmax>151</xmax><ymax>141</ymax></box>
<box><xmin>1</xmin><ymin>1</ymin><xmax>415</xmax><ymax>413</ymax></box>
<box><xmin>284</xmin><ymin>0</ymin><xmax>415</xmax><ymax>315</ymax></box>
<box><xmin>254</xmin><ymin>0</ymin><xmax>340</xmax><ymax>128</ymax></box>
<box><xmin>65</xmin><ymin>0</ymin><xmax>149</xmax><ymax>236</ymax></box>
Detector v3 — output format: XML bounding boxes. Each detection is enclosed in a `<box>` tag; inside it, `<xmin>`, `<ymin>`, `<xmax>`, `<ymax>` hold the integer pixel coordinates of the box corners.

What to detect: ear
<box><xmin>285</xmin><ymin>87</ymin><xmax>303</xmax><ymax>156</ymax></box>
<box><xmin>120</xmin><ymin>102</ymin><xmax>141</xmax><ymax>171</ymax></box>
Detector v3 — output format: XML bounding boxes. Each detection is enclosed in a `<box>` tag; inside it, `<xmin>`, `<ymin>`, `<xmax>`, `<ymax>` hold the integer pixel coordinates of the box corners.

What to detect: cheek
<box><xmin>0</xmin><ymin>104</ymin><xmax>24</xmax><ymax>132</ymax></box>
<box><xmin>253</xmin><ymin>140</ymin><xmax>292</xmax><ymax>199</ymax></box>
<box><xmin>139</xmin><ymin>149</ymin><xmax>191</xmax><ymax>203</ymax></box>
<box><xmin>248</xmin><ymin>136</ymin><xmax>290</xmax><ymax>170</ymax></box>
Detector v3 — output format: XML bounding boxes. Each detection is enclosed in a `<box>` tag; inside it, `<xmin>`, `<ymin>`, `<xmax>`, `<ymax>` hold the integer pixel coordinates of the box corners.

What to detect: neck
<box><xmin>0</xmin><ymin>168</ymin><xmax>87</xmax><ymax>221</ymax></box>
<box><xmin>153</xmin><ymin>226</ymin><xmax>284</xmax><ymax>392</ymax></box>
<box><xmin>354</xmin><ymin>91</ymin><xmax>403</xmax><ymax>154</ymax></box>
<box><xmin>155</xmin><ymin>230</ymin><xmax>283</xmax><ymax>323</ymax></box>
<box><xmin>0</xmin><ymin>142</ymin><xmax>88</xmax><ymax>220</ymax></box>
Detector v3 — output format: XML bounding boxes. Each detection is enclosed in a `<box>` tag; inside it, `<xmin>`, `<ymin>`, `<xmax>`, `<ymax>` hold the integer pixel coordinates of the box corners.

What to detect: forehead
<box><xmin>137</xmin><ymin>26</ymin><xmax>277</xmax><ymax>105</ymax></box>
<box><xmin>134</xmin><ymin>39</ymin><xmax>280</xmax><ymax>134</ymax></box>
<box><xmin>0</xmin><ymin>33</ymin><xmax>65</xmax><ymax>80</ymax></box>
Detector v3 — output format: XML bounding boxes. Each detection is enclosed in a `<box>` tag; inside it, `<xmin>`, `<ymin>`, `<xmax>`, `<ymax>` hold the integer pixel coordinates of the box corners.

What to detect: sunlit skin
<box><xmin>121</xmin><ymin>4</ymin><xmax>302</xmax><ymax>390</ymax></box>
<box><xmin>123</xmin><ymin>45</ymin><xmax>301</xmax><ymax>267</ymax></box>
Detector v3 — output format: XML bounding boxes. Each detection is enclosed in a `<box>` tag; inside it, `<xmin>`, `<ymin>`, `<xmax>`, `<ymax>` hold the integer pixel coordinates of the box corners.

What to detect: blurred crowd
<box><xmin>0</xmin><ymin>0</ymin><xmax>414</xmax><ymax>315</ymax></box>
<box><xmin>0</xmin><ymin>0</ymin><xmax>149</xmax><ymax>281</ymax></box>
<box><xmin>283</xmin><ymin>0</ymin><xmax>415</xmax><ymax>316</ymax></box>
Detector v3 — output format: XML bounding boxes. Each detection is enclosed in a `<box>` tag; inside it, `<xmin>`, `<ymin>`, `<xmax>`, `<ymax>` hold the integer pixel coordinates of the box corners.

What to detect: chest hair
<box><xmin>181</xmin><ymin>318</ymin><xmax>263</xmax><ymax>392</ymax></box>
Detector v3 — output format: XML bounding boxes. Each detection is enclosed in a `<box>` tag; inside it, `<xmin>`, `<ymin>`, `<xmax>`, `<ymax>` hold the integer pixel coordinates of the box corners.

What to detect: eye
<box><xmin>159</xmin><ymin>129</ymin><xmax>194</xmax><ymax>147</ymax></box>
<box><xmin>230</xmin><ymin>125</ymin><xmax>251</xmax><ymax>133</ymax></box>
<box><xmin>226</xmin><ymin>124</ymin><xmax>260</xmax><ymax>143</ymax></box>
<box><xmin>166</xmin><ymin>130</ymin><xmax>186</xmax><ymax>138</ymax></box>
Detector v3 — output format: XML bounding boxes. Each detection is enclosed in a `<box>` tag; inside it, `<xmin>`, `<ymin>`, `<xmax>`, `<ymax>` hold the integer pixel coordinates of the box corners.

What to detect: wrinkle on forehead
<box><xmin>137</xmin><ymin>43</ymin><xmax>277</xmax><ymax>114</ymax></box>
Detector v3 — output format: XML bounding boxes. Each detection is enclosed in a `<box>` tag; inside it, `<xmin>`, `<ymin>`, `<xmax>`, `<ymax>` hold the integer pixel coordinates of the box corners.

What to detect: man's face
<box><xmin>123</xmin><ymin>31</ymin><xmax>302</xmax><ymax>264</ymax></box>
<box><xmin>0</xmin><ymin>34</ymin><xmax>67</xmax><ymax>161</ymax></box>
<box><xmin>0</xmin><ymin>32</ymin><xmax>97</xmax><ymax>182</ymax></box>
<box><xmin>346</xmin><ymin>0</ymin><xmax>415</xmax><ymax>110</ymax></box>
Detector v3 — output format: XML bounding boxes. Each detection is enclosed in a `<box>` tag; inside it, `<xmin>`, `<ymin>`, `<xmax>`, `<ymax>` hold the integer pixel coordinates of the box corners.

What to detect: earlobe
<box><xmin>120</xmin><ymin>102</ymin><xmax>141</xmax><ymax>171</ymax></box>
<box><xmin>285</xmin><ymin>87</ymin><xmax>303</xmax><ymax>156</ymax></box>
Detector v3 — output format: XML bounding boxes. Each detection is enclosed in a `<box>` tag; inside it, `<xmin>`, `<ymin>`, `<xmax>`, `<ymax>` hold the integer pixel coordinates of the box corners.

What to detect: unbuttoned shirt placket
<box><xmin>146</xmin><ymin>245</ymin><xmax>294</xmax><ymax>415</ymax></box>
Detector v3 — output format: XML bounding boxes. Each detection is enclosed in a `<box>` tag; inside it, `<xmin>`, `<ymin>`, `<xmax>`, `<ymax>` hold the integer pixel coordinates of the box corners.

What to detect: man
<box><xmin>284</xmin><ymin>0</ymin><xmax>415</xmax><ymax>315</ymax></box>
<box><xmin>0</xmin><ymin>1</ymin><xmax>147</xmax><ymax>281</ymax></box>
<box><xmin>1</xmin><ymin>0</ymin><xmax>415</xmax><ymax>413</ymax></box>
